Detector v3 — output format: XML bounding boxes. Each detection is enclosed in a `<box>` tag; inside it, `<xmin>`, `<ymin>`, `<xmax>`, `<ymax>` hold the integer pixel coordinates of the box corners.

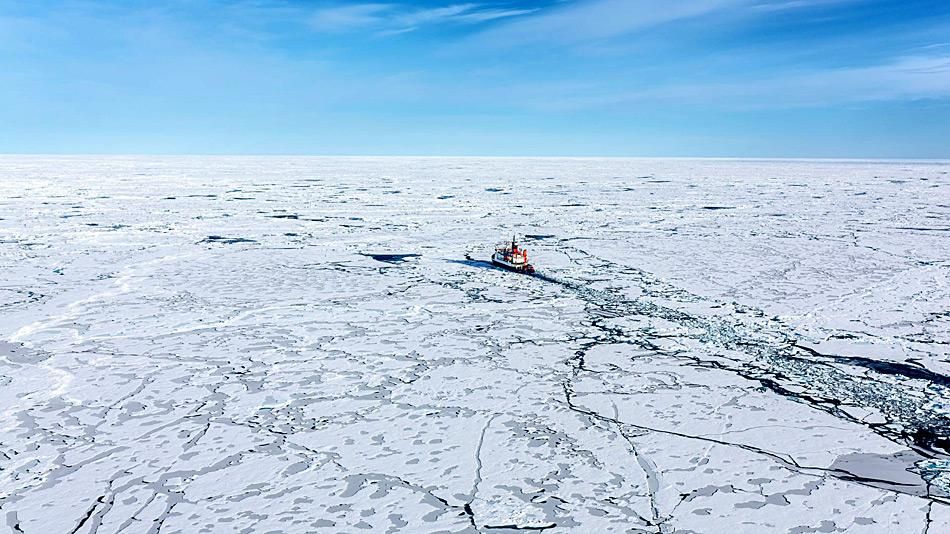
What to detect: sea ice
<box><xmin>0</xmin><ymin>156</ymin><xmax>947</xmax><ymax>532</ymax></box>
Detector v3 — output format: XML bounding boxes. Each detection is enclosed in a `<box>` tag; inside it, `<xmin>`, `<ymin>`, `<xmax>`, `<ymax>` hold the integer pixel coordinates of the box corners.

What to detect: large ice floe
<box><xmin>1</xmin><ymin>156</ymin><xmax>948</xmax><ymax>533</ymax></box>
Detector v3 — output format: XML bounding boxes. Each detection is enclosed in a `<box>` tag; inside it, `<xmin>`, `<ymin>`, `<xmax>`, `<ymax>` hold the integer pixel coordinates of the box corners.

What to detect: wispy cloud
<box><xmin>752</xmin><ymin>0</ymin><xmax>859</xmax><ymax>12</ymax></box>
<box><xmin>680</xmin><ymin>54</ymin><xmax>950</xmax><ymax>108</ymax></box>
<box><xmin>491</xmin><ymin>53</ymin><xmax>950</xmax><ymax>112</ymax></box>
<box><xmin>465</xmin><ymin>0</ymin><xmax>746</xmax><ymax>48</ymax></box>
<box><xmin>308</xmin><ymin>3</ymin><xmax>393</xmax><ymax>33</ymax></box>
<box><xmin>308</xmin><ymin>2</ymin><xmax>536</xmax><ymax>35</ymax></box>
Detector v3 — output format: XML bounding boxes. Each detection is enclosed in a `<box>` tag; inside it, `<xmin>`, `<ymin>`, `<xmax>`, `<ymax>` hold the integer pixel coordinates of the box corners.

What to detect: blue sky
<box><xmin>2</xmin><ymin>0</ymin><xmax>949</xmax><ymax>157</ymax></box>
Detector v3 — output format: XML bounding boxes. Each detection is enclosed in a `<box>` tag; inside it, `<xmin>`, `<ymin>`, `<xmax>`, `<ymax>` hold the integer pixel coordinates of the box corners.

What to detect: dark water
<box><xmin>363</xmin><ymin>253</ymin><xmax>421</xmax><ymax>264</ymax></box>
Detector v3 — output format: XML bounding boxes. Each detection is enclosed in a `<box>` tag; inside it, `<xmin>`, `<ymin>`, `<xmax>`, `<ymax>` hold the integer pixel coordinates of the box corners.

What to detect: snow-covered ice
<box><xmin>0</xmin><ymin>155</ymin><xmax>948</xmax><ymax>533</ymax></box>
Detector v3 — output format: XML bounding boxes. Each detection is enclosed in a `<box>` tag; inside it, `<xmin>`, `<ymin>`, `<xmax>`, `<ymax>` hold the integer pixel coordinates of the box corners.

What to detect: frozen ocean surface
<box><xmin>0</xmin><ymin>156</ymin><xmax>948</xmax><ymax>533</ymax></box>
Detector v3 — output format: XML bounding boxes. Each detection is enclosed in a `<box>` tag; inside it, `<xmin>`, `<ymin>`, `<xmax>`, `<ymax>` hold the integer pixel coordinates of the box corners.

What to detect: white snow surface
<box><xmin>0</xmin><ymin>156</ymin><xmax>948</xmax><ymax>533</ymax></box>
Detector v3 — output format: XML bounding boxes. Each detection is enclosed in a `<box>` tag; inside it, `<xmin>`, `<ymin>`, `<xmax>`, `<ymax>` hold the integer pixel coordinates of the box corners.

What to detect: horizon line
<box><xmin>2</xmin><ymin>153</ymin><xmax>949</xmax><ymax>163</ymax></box>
